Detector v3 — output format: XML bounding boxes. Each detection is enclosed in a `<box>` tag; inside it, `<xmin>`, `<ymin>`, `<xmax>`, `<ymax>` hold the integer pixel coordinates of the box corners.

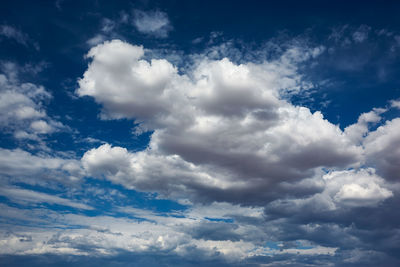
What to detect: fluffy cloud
<box><xmin>325</xmin><ymin>168</ymin><xmax>393</xmax><ymax>207</ymax></box>
<box><xmin>74</xmin><ymin>40</ymin><xmax>400</xmax><ymax>264</ymax></box>
<box><xmin>344</xmin><ymin>107</ymin><xmax>386</xmax><ymax>144</ymax></box>
<box><xmin>78</xmin><ymin>40</ymin><xmax>177</xmax><ymax>121</ymax></box>
<box><xmin>0</xmin><ymin>67</ymin><xmax>65</xmax><ymax>140</ymax></box>
<box><xmin>0</xmin><ymin>73</ymin><xmax>48</xmax><ymax>124</ymax></box>
<box><xmin>78</xmin><ymin>40</ymin><xmax>368</xmax><ymax>206</ymax></box>
<box><xmin>364</xmin><ymin>118</ymin><xmax>400</xmax><ymax>181</ymax></box>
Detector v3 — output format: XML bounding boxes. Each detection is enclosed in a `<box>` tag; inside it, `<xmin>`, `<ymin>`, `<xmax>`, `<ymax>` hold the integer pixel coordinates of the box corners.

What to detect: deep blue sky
<box><xmin>1</xmin><ymin>1</ymin><xmax>400</xmax><ymax>266</ymax></box>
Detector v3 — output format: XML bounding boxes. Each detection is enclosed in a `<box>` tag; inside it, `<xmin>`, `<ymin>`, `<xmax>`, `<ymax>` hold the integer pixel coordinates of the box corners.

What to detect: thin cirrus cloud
<box><xmin>0</xmin><ymin>24</ymin><xmax>39</xmax><ymax>50</ymax></box>
<box><xmin>0</xmin><ymin>187</ymin><xmax>93</xmax><ymax>210</ymax></box>
<box><xmin>132</xmin><ymin>10</ymin><xmax>172</xmax><ymax>38</ymax></box>
<box><xmin>0</xmin><ymin>24</ymin><xmax>29</xmax><ymax>46</ymax></box>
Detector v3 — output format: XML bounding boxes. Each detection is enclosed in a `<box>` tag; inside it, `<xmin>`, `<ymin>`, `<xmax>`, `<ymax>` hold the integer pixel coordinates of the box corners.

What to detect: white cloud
<box><xmin>324</xmin><ymin>168</ymin><xmax>393</xmax><ymax>207</ymax></box>
<box><xmin>78</xmin><ymin>40</ymin><xmax>363</xmax><ymax>205</ymax></box>
<box><xmin>0</xmin><ymin>65</ymin><xmax>66</xmax><ymax>140</ymax></box>
<box><xmin>82</xmin><ymin>143</ymin><xmax>131</xmax><ymax>178</ymax></box>
<box><xmin>344</xmin><ymin>108</ymin><xmax>386</xmax><ymax>144</ymax></box>
<box><xmin>132</xmin><ymin>10</ymin><xmax>172</xmax><ymax>38</ymax></box>
<box><xmin>265</xmin><ymin>167</ymin><xmax>394</xmax><ymax>218</ymax></box>
<box><xmin>30</xmin><ymin>120</ymin><xmax>54</xmax><ymax>134</ymax></box>
<box><xmin>0</xmin><ymin>201</ymin><xmax>335</xmax><ymax>261</ymax></box>
<box><xmin>0</xmin><ymin>73</ymin><xmax>48</xmax><ymax>124</ymax></box>
<box><xmin>78</xmin><ymin>40</ymin><xmax>177</xmax><ymax>121</ymax></box>
<box><xmin>0</xmin><ymin>147</ymin><xmax>83</xmax><ymax>185</ymax></box>
<box><xmin>390</xmin><ymin>99</ymin><xmax>400</xmax><ymax>109</ymax></box>
<box><xmin>0</xmin><ymin>187</ymin><xmax>93</xmax><ymax>210</ymax></box>
<box><xmin>364</xmin><ymin>118</ymin><xmax>400</xmax><ymax>181</ymax></box>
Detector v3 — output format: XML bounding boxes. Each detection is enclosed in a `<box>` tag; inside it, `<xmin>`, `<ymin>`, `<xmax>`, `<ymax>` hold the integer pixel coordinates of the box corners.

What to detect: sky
<box><xmin>1</xmin><ymin>0</ymin><xmax>400</xmax><ymax>266</ymax></box>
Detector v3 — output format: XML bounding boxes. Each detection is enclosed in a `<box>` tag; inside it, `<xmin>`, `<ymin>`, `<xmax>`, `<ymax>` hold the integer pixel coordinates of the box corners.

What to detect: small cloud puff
<box><xmin>132</xmin><ymin>10</ymin><xmax>172</xmax><ymax>38</ymax></box>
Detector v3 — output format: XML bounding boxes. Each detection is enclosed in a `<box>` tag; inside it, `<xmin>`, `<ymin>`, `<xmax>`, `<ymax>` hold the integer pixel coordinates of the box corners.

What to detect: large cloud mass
<box><xmin>78</xmin><ymin>40</ymin><xmax>396</xmax><ymax>208</ymax></box>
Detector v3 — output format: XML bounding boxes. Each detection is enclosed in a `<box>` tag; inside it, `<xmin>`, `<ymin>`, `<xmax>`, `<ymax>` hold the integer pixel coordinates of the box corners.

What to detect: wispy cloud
<box><xmin>0</xmin><ymin>187</ymin><xmax>93</xmax><ymax>210</ymax></box>
<box><xmin>132</xmin><ymin>10</ymin><xmax>172</xmax><ymax>38</ymax></box>
<box><xmin>0</xmin><ymin>24</ymin><xmax>39</xmax><ymax>50</ymax></box>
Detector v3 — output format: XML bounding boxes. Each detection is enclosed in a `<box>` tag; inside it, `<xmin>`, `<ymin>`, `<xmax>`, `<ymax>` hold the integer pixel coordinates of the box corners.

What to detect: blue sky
<box><xmin>1</xmin><ymin>1</ymin><xmax>400</xmax><ymax>266</ymax></box>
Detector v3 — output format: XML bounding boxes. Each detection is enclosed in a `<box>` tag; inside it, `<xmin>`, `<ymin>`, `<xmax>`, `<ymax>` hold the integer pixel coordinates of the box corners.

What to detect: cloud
<box><xmin>86</xmin><ymin>18</ymin><xmax>121</xmax><ymax>47</ymax></box>
<box><xmin>86</xmin><ymin>34</ymin><xmax>107</xmax><ymax>47</ymax></box>
<box><xmin>352</xmin><ymin>25</ymin><xmax>371</xmax><ymax>43</ymax></box>
<box><xmin>0</xmin><ymin>25</ymin><xmax>29</xmax><ymax>46</ymax></box>
<box><xmin>364</xmin><ymin>118</ymin><xmax>400</xmax><ymax>181</ymax></box>
<box><xmin>132</xmin><ymin>10</ymin><xmax>172</xmax><ymax>38</ymax></box>
<box><xmin>344</xmin><ymin>108</ymin><xmax>386</xmax><ymax>144</ymax></box>
<box><xmin>0</xmin><ymin>199</ymin><xmax>337</xmax><ymax>264</ymax></box>
<box><xmin>0</xmin><ymin>63</ymin><xmax>66</xmax><ymax>141</ymax></box>
<box><xmin>0</xmin><ymin>187</ymin><xmax>93</xmax><ymax>210</ymax></box>
<box><xmin>329</xmin><ymin>24</ymin><xmax>371</xmax><ymax>46</ymax></box>
<box><xmin>0</xmin><ymin>24</ymin><xmax>39</xmax><ymax>50</ymax></box>
<box><xmin>0</xmin><ymin>147</ymin><xmax>83</xmax><ymax>185</ymax></box>
<box><xmin>0</xmin><ymin>72</ymin><xmax>49</xmax><ymax>125</ymax></box>
<box><xmin>390</xmin><ymin>99</ymin><xmax>400</xmax><ymax>109</ymax></box>
<box><xmin>78</xmin><ymin>40</ymin><xmax>364</xmax><ymax>206</ymax></box>
<box><xmin>325</xmin><ymin>168</ymin><xmax>393</xmax><ymax>207</ymax></box>
<box><xmin>72</xmin><ymin>39</ymin><xmax>400</xmax><ymax>265</ymax></box>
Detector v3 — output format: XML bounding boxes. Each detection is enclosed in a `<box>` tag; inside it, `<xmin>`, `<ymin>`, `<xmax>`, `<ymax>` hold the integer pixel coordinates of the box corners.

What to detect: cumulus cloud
<box><xmin>73</xmin><ymin>40</ymin><xmax>400</xmax><ymax>264</ymax></box>
<box><xmin>78</xmin><ymin>40</ymin><xmax>177</xmax><ymax>121</ymax></box>
<box><xmin>77</xmin><ymin>40</ymin><xmax>367</xmax><ymax>206</ymax></box>
<box><xmin>364</xmin><ymin>118</ymin><xmax>400</xmax><ymax>181</ymax></box>
<box><xmin>132</xmin><ymin>10</ymin><xmax>172</xmax><ymax>38</ymax></box>
<box><xmin>325</xmin><ymin>168</ymin><xmax>393</xmax><ymax>207</ymax></box>
<box><xmin>344</xmin><ymin>108</ymin><xmax>386</xmax><ymax>144</ymax></box>
<box><xmin>0</xmin><ymin>64</ymin><xmax>66</xmax><ymax>140</ymax></box>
